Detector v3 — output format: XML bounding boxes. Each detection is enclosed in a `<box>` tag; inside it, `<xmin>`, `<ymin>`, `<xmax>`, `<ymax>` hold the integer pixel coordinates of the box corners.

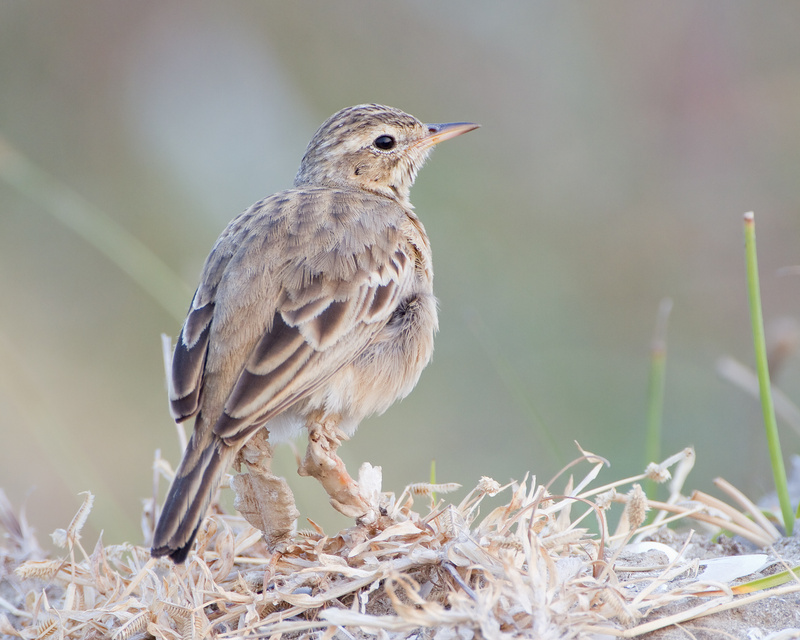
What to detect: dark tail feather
<box><xmin>151</xmin><ymin>434</ymin><xmax>233</xmax><ymax>563</ymax></box>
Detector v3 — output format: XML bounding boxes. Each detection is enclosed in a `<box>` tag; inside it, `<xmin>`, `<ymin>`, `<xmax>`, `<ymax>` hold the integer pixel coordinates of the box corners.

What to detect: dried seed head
<box><xmin>408</xmin><ymin>482</ymin><xmax>462</xmax><ymax>496</ymax></box>
<box><xmin>595</xmin><ymin>489</ymin><xmax>617</xmax><ymax>510</ymax></box>
<box><xmin>15</xmin><ymin>559</ymin><xmax>62</xmax><ymax>580</ymax></box>
<box><xmin>625</xmin><ymin>484</ymin><xmax>649</xmax><ymax>531</ymax></box>
<box><xmin>645</xmin><ymin>462</ymin><xmax>671</xmax><ymax>483</ymax></box>
<box><xmin>478</xmin><ymin>477</ymin><xmax>502</xmax><ymax>496</ymax></box>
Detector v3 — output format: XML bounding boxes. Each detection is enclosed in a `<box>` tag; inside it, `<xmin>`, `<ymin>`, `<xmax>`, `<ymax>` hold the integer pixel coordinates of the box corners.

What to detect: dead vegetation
<box><xmin>2</xmin><ymin>446</ymin><xmax>800</xmax><ymax>639</ymax></box>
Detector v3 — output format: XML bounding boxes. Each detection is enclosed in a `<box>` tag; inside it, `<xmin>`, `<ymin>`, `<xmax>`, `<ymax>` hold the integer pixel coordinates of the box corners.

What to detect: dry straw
<box><xmin>1</xmin><ymin>447</ymin><xmax>797</xmax><ymax>639</ymax></box>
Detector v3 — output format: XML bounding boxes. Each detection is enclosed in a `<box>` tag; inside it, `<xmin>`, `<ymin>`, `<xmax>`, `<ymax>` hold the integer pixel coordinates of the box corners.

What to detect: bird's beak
<box><xmin>417</xmin><ymin>121</ymin><xmax>480</xmax><ymax>149</ymax></box>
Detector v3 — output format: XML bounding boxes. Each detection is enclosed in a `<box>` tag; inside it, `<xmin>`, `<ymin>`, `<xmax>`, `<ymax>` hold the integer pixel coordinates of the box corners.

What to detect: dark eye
<box><xmin>373</xmin><ymin>135</ymin><xmax>395</xmax><ymax>150</ymax></box>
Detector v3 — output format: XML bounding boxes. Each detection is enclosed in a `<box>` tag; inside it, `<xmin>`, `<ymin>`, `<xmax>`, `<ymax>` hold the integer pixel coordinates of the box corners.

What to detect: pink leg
<box><xmin>298</xmin><ymin>415</ymin><xmax>373</xmax><ymax>521</ymax></box>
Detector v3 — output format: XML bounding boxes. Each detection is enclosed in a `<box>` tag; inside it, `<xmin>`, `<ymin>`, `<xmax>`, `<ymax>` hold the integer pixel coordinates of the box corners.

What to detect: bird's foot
<box><xmin>299</xmin><ymin>418</ymin><xmax>375</xmax><ymax>521</ymax></box>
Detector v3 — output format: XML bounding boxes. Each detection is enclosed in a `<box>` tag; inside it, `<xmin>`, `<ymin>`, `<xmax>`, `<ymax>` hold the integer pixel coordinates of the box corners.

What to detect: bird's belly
<box><xmin>304</xmin><ymin>292</ymin><xmax>438</xmax><ymax>434</ymax></box>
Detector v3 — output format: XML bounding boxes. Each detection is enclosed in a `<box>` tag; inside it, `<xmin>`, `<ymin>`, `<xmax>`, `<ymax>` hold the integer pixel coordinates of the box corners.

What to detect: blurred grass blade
<box><xmin>743</xmin><ymin>212</ymin><xmax>793</xmax><ymax>535</ymax></box>
<box><xmin>0</xmin><ymin>134</ymin><xmax>190</xmax><ymax>322</ymax></box>
<box><xmin>717</xmin><ymin>356</ymin><xmax>800</xmax><ymax>437</ymax></box>
<box><xmin>645</xmin><ymin>297</ymin><xmax>672</xmax><ymax>499</ymax></box>
<box><xmin>465</xmin><ymin>309</ymin><xmax>562</xmax><ymax>463</ymax></box>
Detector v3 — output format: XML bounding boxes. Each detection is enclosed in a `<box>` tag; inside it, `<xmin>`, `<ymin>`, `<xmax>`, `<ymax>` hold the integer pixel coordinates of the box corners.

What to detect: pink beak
<box><xmin>417</xmin><ymin>121</ymin><xmax>480</xmax><ymax>149</ymax></box>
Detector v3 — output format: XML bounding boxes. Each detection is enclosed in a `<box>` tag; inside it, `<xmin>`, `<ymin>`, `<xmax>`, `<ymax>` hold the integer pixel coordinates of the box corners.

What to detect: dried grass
<box><xmin>1</xmin><ymin>447</ymin><xmax>798</xmax><ymax>639</ymax></box>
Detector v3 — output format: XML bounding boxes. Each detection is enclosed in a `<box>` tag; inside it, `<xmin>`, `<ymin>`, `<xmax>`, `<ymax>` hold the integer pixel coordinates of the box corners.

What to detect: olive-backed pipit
<box><xmin>151</xmin><ymin>104</ymin><xmax>478</xmax><ymax>563</ymax></box>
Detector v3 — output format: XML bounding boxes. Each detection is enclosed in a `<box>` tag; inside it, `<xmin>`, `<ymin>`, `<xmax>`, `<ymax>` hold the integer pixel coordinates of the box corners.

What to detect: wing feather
<box><xmin>179</xmin><ymin>188</ymin><xmax>415</xmax><ymax>444</ymax></box>
<box><xmin>169</xmin><ymin>301</ymin><xmax>214</xmax><ymax>421</ymax></box>
<box><xmin>222</xmin><ymin>315</ymin><xmax>314</xmax><ymax>417</ymax></box>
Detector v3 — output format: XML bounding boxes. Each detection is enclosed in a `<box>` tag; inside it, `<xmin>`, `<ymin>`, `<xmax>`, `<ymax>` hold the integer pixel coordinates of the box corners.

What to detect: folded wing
<box><xmin>167</xmin><ymin>188</ymin><xmax>414</xmax><ymax>444</ymax></box>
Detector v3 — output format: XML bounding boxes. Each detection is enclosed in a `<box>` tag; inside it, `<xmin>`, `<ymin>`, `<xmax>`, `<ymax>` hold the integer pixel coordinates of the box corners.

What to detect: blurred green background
<box><xmin>1</xmin><ymin>2</ymin><xmax>799</xmax><ymax>549</ymax></box>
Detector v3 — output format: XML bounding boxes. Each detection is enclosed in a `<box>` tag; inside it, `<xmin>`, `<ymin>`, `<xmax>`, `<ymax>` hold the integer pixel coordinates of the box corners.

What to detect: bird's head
<box><xmin>294</xmin><ymin>104</ymin><xmax>478</xmax><ymax>206</ymax></box>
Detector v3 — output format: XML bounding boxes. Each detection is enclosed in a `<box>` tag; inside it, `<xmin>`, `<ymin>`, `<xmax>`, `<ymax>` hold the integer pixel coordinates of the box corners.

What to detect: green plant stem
<box><xmin>743</xmin><ymin>212</ymin><xmax>793</xmax><ymax>535</ymax></box>
<box><xmin>645</xmin><ymin>298</ymin><xmax>672</xmax><ymax>499</ymax></box>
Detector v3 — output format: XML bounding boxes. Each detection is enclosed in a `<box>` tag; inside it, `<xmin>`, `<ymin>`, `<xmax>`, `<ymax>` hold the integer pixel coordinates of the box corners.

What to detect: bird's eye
<box><xmin>373</xmin><ymin>135</ymin><xmax>396</xmax><ymax>150</ymax></box>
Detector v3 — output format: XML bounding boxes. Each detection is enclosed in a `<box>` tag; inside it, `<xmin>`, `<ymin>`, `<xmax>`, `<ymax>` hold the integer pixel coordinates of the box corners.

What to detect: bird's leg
<box><xmin>299</xmin><ymin>413</ymin><xmax>375</xmax><ymax>522</ymax></box>
<box><xmin>231</xmin><ymin>428</ymin><xmax>299</xmax><ymax>549</ymax></box>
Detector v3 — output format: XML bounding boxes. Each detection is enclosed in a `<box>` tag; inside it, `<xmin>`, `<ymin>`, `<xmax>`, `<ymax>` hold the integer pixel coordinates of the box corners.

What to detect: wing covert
<box><xmin>212</xmin><ymin>243</ymin><xmax>414</xmax><ymax>442</ymax></box>
<box><xmin>171</xmin><ymin>187</ymin><xmax>416</xmax><ymax>443</ymax></box>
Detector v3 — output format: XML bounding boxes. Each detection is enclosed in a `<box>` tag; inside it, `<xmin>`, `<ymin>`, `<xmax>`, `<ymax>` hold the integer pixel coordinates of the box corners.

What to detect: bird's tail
<box><xmin>151</xmin><ymin>429</ymin><xmax>234</xmax><ymax>563</ymax></box>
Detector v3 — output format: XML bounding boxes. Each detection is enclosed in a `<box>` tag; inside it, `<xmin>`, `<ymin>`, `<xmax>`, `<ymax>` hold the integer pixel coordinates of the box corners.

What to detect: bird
<box><xmin>151</xmin><ymin>103</ymin><xmax>478</xmax><ymax>563</ymax></box>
